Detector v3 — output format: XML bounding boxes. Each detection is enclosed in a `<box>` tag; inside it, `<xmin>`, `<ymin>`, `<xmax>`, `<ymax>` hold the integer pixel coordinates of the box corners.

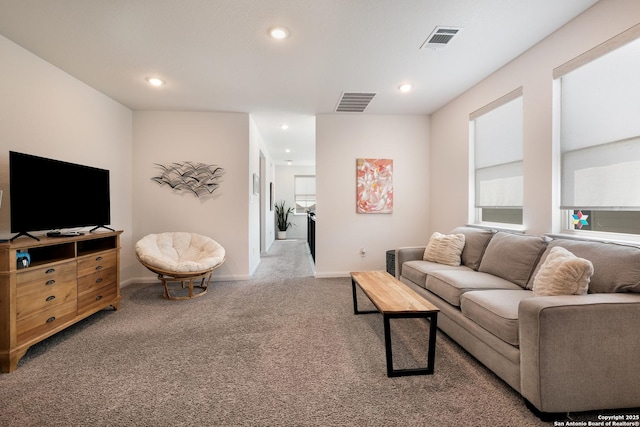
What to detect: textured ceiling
<box><xmin>0</xmin><ymin>0</ymin><xmax>599</xmax><ymax>165</ymax></box>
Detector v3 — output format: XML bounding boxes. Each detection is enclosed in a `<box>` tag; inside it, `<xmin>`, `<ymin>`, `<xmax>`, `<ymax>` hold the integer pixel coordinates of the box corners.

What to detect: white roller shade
<box><xmin>474</xmin><ymin>95</ymin><xmax>523</xmax><ymax>208</ymax></box>
<box><xmin>294</xmin><ymin>175</ymin><xmax>316</xmax><ymax>210</ymax></box>
<box><xmin>561</xmin><ymin>138</ymin><xmax>640</xmax><ymax>209</ymax></box>
<box><xmin>559</xmin><ymin>36</ymin><xmax>640</xmax><ymax>210</ymax></box>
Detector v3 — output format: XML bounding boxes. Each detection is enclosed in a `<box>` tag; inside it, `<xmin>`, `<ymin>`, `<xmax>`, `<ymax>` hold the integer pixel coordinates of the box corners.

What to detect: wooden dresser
<box><xmin>0</xmin><ymin>230</ymin><xmax>122</xmax><ymax>373</ymax></box>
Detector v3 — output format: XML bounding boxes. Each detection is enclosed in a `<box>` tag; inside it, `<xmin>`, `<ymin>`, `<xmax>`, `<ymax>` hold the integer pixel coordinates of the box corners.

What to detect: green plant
<box><xmin>275</xmin><ymin>200</ymin><xmax>295</xmax><ymax>231</ymax></box>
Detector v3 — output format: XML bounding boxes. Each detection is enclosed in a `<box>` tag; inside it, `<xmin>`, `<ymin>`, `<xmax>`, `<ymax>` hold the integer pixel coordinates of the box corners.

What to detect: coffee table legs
<box><xmin>383</xmin><ymin>312</ymin><xmax>438</xmax><ymax>377</ymax></box>
<box><xmin>352</xmin><ymin>277</ymin><xmax>438</xmax><ymax>377</ymax></box>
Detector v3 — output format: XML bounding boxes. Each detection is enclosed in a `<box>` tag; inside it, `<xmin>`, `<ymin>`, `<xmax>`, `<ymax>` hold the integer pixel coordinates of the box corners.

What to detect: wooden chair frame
<box><xmin>136</xmin><ymin>254</ymin><xmax>225</xmax><ymax>300</ymax></box>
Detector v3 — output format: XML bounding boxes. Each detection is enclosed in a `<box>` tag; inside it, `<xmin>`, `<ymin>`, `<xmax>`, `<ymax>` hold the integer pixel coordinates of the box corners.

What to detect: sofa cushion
<box><xmin>423</xmin><ymin>232</ymin><xmax>466</xmax><ymax>266</ymax></box>
<box><xmin>460</xmin><ymin>289</ymin><xmax>532</xmax><ymax>346</ymax></box>
<box><xmin>425</xmin><ymin>270</ymin><xmax>523</xmax><ymax>307</ymax></box>
<box><xmin>528</xmin><ymin>239</ymin><xmax>640</xmax><ymax>294</ymax></box>
<box><xmin>532</xmin><ymin>246</ymin><xmax>593</xmax><ymax>296</ymax></box>
<box><xmin>401</xmin><ymin>260</ymin><xmax>472</xmax><ymax>289</ymax></box>
<box><xmin>451</xmin><ymin>226</ymin><xmax>495</xmax><ymax>270</ymax></box>
<box><xmin>478</xmin><ymin>232</ymin><xmax>548</xmax><ymax>288</ymax></box>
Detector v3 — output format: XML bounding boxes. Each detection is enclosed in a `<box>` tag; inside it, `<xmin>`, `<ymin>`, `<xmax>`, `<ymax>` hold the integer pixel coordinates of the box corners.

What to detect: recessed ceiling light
<box><xmin>146</xmin><ymin>77</ymin><xmax>165</xmax><ymax>87</ymax></box>
<box><xmin>399</xmin><ymin>83</ymin><xmax>413</xmax><ymax>93</ymax></box>
<box><xmin>281</xmin><ymin>124</ymin><xmax>289</xmax><ymax>130</ymax></box>
<box><xmin>287</xmin><ymin>160</ymin><xmax>293</xmax><ymax>166</ymax></box>
<box><xmin>285</xmin><ymin>149</ymin><xmax>291</xmax><ymax>153</ymax></box>
<box><xmin>269</xmin><ymin>26</ymin><xmax>290</xmax><ymax>40</ymax></box>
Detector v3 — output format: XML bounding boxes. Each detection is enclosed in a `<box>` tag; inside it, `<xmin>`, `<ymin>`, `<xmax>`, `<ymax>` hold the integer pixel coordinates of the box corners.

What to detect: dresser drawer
<box><xmin>16</xmin><ymin>261</ymin><xmax>77</xmax><ymax>287</ymax></box>
<box><xmin>17</xmin><ymin>299</ymin><xmax>77</xmax><ymax>344</ymax></box>
<box><xmin>16</xmin><ymin>281</ymin><xmax>77</xmax><ymax>320</ymax></box>
<box><xmin>17</xmin><ymin>274</ymin><xmax>76</xmax><ymax>300</ymax></box>
<box><xmin>77</xmin><ymin>251</ymin><xmax>117</xmax><ymax>278</ymax></box>
<box><xmin>78</xmin><ymin>283</ymin><xmax>117</xmax><ymax>314</ymax></box>
<box><xmin>78</xmin><ymin>267</ymin><xmax>116</xmax><ymax>295</ymax></box>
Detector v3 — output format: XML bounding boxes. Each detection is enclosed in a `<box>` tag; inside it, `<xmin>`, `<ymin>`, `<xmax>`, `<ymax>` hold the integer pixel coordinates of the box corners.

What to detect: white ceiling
<box><xmin>0</xmin><ymin>0</ymin><xmax>599</xmax><ymax>166</ymax></box>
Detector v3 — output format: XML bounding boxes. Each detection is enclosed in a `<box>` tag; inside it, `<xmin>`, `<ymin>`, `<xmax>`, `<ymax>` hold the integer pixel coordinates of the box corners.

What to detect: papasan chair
<box><xmin>135</xmin><ymin>232</ymin><xmax>226</xmax><ymax>300</ymax></box>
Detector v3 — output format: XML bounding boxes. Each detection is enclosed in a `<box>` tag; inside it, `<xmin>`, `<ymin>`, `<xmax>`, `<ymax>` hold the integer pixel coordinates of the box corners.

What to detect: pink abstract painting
<box><xmin>356</xmin><ymin>158</ymin><xmax>393</xmax><ymax>214</ymax></box>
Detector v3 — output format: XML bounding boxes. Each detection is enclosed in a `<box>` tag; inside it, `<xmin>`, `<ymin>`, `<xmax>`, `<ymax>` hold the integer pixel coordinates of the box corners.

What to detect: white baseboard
<box><xmin>120</xmin><ymin>273</ymin><xmax>252</xmax><ymax>288</ymax></box>
<box><xmin>313</xmin><ymin>271</ymin><xmax>352</xmax><ymax>279</ymax></box>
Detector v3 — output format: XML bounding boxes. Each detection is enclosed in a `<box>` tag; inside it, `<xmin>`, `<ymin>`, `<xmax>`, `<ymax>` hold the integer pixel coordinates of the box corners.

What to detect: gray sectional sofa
<box><xmin>396</xmin><ymin>227</ymin><xmax>640</xmax><ymax>415</ymax></box>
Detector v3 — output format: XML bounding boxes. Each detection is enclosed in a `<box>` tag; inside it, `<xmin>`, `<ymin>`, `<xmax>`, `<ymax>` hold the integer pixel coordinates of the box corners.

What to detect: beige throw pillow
<box><xmin>532</xmin><ymin>246</ymin><xmax>594</xmax><ymax>296</ymax></box>
<box><xmin>423</xmin><ymin>232</ymin><xmax>466</xmax><ymax>266</ymax></box>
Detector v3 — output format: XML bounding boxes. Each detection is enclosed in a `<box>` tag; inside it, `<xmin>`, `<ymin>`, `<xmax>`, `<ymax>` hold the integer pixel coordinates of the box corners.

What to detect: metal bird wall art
<box><xmin>151</xmin><ymin>161</ymin><xmax>225</xmax><ymax>197</ymax></box>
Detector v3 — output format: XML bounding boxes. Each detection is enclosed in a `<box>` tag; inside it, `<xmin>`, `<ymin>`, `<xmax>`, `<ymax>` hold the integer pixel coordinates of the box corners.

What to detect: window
<box><xmin>556</xmin><ymin>29</ymin><xmax>640</xmax><ymax>235</ymax></box>
<box><xmin>294</xmin><ymin>175</ymin><xmax>315</xmax><ymax>214</ymax></box>
<box><xmin>470</xmin><ymin>88</ymin><xmax>523</xmax><ymax>226</ymax></box>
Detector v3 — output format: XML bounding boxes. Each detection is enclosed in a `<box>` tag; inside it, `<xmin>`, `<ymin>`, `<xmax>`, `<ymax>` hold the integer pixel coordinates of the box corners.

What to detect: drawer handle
<box><xmin>95</xmin><ymin>295</ymin><xmax>103</xmax><ymax>301</ymax></box>
<box><xmin>96</xmin><ymin>278</ymin><xmax>103</xmax><ymax>284</ymax></box>
<box><xmin>46</xmin><ymin>316</ymin><xmax>56</xmax><ymax>323</ymax></box>
<box><xmin>46</xmin><ymin>280</ymin><xmax>56</xmax><ymax>286</ymax></box>
<box><xmin>46</xmin><ymin>295</ymin><xmax>56</xmax><ymax>302</ymax></box>
<box><xmin>96</xmin><ymin>256</ymin><xmax>103</xmax><ymax>261</ymax></box>
<box><xmin>95</xmin><ymin>265</ymin><xmax>102</xmax><ymax>271</ymax></box>
<box><xmin>46</xmin><ymin>268</ymin><xmax>56</xmax><ymax>274</ymax></box>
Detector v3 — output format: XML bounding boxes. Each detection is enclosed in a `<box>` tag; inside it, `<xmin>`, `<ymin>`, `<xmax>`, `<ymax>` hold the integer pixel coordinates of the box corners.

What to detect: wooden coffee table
<box><xmin>350</xmin><ymin>271</ymin><xmax>439</xmax><ymax>377</ymax></box>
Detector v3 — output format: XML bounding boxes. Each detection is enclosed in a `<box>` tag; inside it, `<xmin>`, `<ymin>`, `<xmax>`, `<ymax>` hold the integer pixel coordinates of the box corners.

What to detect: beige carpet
<box><xmin>0</xmin><ymin>239</ymin><xmax>636</xmax><ymax>426</ymax></box>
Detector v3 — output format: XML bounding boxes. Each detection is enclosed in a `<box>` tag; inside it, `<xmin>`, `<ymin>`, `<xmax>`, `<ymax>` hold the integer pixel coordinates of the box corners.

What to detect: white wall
<box><xmin>274</xmin><ymin>165</ymin><xmax>315</xmax><ymax>240</ymax></box>
<box><xmin>0</xmin><ymin>35</ymin><xmax>135</xmax><ymax>279</ymax></box>
<box><xmin>315</xmin><ymin>114</ymin><xmax>430</xmax><ymax>277</ymax></box>
<box><xmin>249</xmin><ymin>116</ymin><xmax>276</xmax><ymax>262</ymax></box>
<box><xmin>429</xmin><ymin>0</ymin><xmax>640</xmax><ymax>237</ymax></box>
<box><xmin>132</xmin><ymin>111</ymin><xmax>251</xmax><ymax>281</ymax></box>
<box><xmin>0</xmin><ymin>34</ymin><xmax>276</xmax><ymax>284</ymax></box>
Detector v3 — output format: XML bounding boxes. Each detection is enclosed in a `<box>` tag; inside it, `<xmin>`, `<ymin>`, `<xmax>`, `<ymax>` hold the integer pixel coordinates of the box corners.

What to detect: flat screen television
<box><xmin>9</xmin><ymin>151</ymin><xmax>111</xmax><ymax>239</ymax></box>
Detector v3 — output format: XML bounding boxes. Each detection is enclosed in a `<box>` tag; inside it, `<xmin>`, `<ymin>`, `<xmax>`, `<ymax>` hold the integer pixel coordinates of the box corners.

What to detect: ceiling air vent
<box><xmin>420</xmin><ymin>26</ymin><xmax>462</xmax><ymax>50</ymax></box>
<box><xmin>335</xmin><ymin>92</ymin><xmax>376</xmax><ymax>113</ymax></box>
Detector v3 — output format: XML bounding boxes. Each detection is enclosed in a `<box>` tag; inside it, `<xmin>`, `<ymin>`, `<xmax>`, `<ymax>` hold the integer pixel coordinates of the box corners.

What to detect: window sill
<box><xmin>468</xmin><ymin>222</ymin><xmax>526</xmax><ymax>234</ymax></box>
<box><xmin>550</xmin><ymin>229</ymin><xmax>640</xmax><ymax>246</ymax></box>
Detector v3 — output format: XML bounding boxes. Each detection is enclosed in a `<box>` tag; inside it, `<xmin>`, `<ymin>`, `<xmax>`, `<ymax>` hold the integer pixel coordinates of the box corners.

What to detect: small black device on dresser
<box><xmin>46</xmin><ymin>231</ymin><xmax>85</xmax><ymax>238</ymax></box>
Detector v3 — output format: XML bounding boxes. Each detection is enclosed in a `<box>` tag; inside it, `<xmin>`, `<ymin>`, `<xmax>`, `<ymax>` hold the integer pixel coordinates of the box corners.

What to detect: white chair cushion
<box><xmin>136</xmin><ymin>232</ymin><xmax>225</xmax><ymax>273</ymax></box>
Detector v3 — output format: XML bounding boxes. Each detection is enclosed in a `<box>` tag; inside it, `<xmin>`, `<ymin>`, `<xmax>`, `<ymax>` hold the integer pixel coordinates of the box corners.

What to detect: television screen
<box><xmin>9</xmin><ymin>151</ymin><xmax>111</xmax><ymax>234</ymax></box>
